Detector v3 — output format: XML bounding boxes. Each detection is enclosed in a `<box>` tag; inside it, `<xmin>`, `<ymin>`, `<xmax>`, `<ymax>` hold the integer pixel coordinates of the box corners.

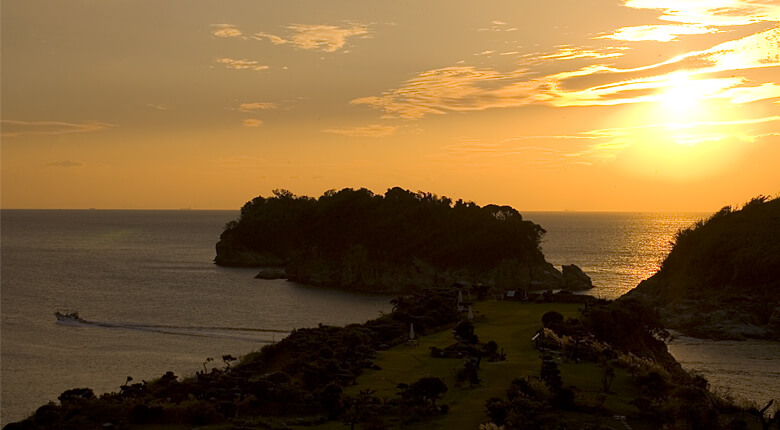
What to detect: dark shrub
<box><xmin>485</xmin><ymin>397</ymin><xmax>509</xmax><ymax>425</ymax></box>
<box><xmin>58</xmin><ymin>388</ymin><xmax>96</xmax><ymax>405</ymax></box>
<box><xmin>130</xmin><ymin>404</ymin><xmax>164</xmax><ymax>424</ymax></box>
<box><xmin>541</xmin><ymin>311</ymin><xmax>564</xmax><ymax>329</ymax></box>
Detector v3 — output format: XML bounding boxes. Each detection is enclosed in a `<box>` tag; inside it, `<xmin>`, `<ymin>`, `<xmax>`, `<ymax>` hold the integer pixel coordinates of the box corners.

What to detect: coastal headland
<box><xmin>623</xmin><ymin>195</ymin><xmax>780</xmax><ymax>340</ymax></box>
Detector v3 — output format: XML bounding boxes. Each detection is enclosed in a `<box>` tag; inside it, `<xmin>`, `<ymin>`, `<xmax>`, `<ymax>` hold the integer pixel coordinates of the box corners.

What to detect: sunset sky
<box><xmin>2</xmin><ymin>0</ymin><xmax>778</xmax><ymax>211</ymax></box>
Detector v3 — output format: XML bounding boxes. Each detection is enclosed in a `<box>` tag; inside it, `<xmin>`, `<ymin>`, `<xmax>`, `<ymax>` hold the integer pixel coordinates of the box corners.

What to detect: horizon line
<box><xmin>0</xmin><ymin>207</ymin><xmax>716</xmax><ymax>213</ymax></box>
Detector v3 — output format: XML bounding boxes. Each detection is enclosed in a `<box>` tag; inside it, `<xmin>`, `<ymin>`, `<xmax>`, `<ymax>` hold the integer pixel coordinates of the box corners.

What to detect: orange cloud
<box><xmin>322</xmin><ymin>124</ymin><xmax>397</xmax><ymax>137</ymax></box>
<box><xmin>212</xmin><ymin>24</ymin><xmax>242</xmax><ymax>38</ymax></box>
<box><xmin>239</xmin><ymin>102</ymin><xmax>279</xmax><ymax>112</ymax></box>
<box><xmin>242</xmin><ymin>119</ymin><xmax>263</xmax><ymax>127</ymax></box>
<box><xmin>620</xmin><ymin>0</ymin><xmax>780</xmax><ymax>27</ymax></box>
<box><xmin>596</xmin><ymin>24</ymin><xmax>720</xmax><ymax>42</ymax></box>
<box><xmin>1</xmin><ymin>120</ymin><xmax>115</xmax><ymax>137</ymax></box>
<box><xmin>253</xmin><ymin>23</ymin><xmax>369</xmax><ymax>52</ymax></box>
<box><xmin>47</xmin><ymin>160</ymin><xmax>85</xmax><ymax>168</ymax></box>
<box><xmin>215</xmin><ymin>57</ymin><xmax>269</xmax><ymax>71</ymax></box>
<box><xmin>535</xmin><ymin>45</ymin><xmax>627</xmax><ymax>61</ymax></box>
<box><xmin>351</xmin><ymin>26</ymin><xmax>780</xmax><ymax>117</ymax></box>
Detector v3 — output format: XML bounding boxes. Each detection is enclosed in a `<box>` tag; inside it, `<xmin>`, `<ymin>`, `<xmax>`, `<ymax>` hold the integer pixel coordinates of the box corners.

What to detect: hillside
<box><xmin>215</xmin><ymin>187</ymin><xmax>589</xmax><ymax>293</ymax></box>
<box><xmin>6</xmin><ymin>291</ymin><xmax>763</xmax><ymax>429</ymax></box>
<box><xmin>623</xmin><ymin>195</ymin><xmax>780</xmax><ymax>340</ymax></box>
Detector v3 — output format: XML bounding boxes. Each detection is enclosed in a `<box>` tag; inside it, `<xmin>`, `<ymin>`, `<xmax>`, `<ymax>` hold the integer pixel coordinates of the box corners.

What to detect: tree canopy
<box><xmin>217</xmin><ymin>187</ymin><xmax>547</xmax><ymax>269</ymax></box>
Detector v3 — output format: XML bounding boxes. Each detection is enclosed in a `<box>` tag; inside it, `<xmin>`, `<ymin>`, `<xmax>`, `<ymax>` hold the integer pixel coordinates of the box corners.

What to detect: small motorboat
<box><xmin>55</xmin><ymin>311</ymin><xmax>84</xmax><ymax>323</ymax></box>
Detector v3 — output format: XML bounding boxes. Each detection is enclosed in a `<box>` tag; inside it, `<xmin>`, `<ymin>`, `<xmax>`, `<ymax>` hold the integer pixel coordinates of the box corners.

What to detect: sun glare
<box><xmin>650</xmin><ymin>71</ymin><xmax>742</xmax><ymax>147</ymax></box>
<box><xmin>658</xmin><ymin>72</ymin><xmax>707</xmax><ymax>121</ymax></box>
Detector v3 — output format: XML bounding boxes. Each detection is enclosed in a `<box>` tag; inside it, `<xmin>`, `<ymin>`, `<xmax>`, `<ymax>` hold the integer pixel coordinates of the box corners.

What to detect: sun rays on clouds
<box><xmin>2</xmin><ymin>0</ymin><xmax>778</xmax><ymax>210</ymax></box>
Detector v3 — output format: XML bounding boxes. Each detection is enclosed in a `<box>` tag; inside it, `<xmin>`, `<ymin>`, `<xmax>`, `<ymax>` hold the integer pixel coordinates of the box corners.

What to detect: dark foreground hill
<box><xmin>623</xmin><ymin>195</ymin><xmax>780</xmax><ymax>340</ymax></box>
<box><xmin>7</xmin><ymin>290</ymin><xmax>764</xmax><ymax>430</ymax></box>
<box><xmin>215</xmin><ymin>187</ymin><xmax>591</xmax><ymax>293</ymax></box>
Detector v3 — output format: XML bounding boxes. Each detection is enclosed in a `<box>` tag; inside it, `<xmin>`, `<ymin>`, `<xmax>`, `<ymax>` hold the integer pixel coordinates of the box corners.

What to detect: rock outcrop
<box><xmin>275</xmin><ymin>245</ymin><xmax>566</xmax><ymax>294</ymax></box>
<box><xmin>561</xmin><ymin>264</ymin><xmax>593</xmax><ymax>291</ymax></box>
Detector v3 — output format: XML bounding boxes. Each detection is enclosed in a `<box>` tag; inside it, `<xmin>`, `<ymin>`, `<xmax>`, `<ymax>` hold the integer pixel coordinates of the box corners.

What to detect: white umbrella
<box><xmin>467</xmin><ymin>306</ymin><xmax>473</xmax><ymax>320</ymax></box>
<box><xmin>409</xmin><ymin>323</ymin><xmax>415</xmax><ymax>340</ymax></box>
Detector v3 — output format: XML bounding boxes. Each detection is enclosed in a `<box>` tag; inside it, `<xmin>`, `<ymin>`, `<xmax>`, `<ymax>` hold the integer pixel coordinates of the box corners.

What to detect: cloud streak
<box><xmin>1</xmin><ymin>120</ymin><xmax>115</xmax><ymax>137</ymax></box>
<box><xmin>253</xmin><ymin>23</ymin><xmax>369</xmax><ymax>52</ymax></box>
<box><xmin>351</xmin><ymin>26</ymin><xmax>780</xmax><ymax>117</ymax></box>
<box><xmin>239</xmin><ymin>102</ymin><xmax>278</xmax><ymax>112</ymax></box>
<box><xmin>215</xmin><ymin>57</ymin><xmax>269</xmax><ymax>71</ymax></box>
<box><xmin>322</xmin><ymin>124</ymin><xmax>397</xmax><ymax>137</ymax></box>
<box><xmin>211</xmin><ymin>24</ymin><xmax>242</xmax><ymax>38</ymax></box>
<box><xmin>242</xmin><ymin>119</ymin><xmax>263</xmax><ymax>127</ymax></box>
<box><xmin>47</xmin><ymin>160</ymin><xmax>85</xmax><ymax>168</ymax></box>
<box><xmin>596</xmin><ymin>24</ymin><xmax>721</xmax><ymax>42</ymax></box>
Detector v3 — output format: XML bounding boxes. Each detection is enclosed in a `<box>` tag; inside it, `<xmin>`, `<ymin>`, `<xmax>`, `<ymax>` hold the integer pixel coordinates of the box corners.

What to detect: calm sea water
<box><xmin>1</xmin><ymin>210</ymin><xmax>776</xmax><ymax>424</ymax></box>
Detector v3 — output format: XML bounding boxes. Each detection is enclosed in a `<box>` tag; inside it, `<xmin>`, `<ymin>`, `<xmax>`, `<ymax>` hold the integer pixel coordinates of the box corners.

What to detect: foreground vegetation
<box><xmin>6</xmin><ymin>288</ymin><xmax>773</xmax><ymax>429</ymax></box>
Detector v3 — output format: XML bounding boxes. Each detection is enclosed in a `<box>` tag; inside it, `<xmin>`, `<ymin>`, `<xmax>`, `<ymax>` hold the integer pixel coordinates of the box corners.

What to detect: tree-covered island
<box><xmin>215</xmin><ymin>187</ymin><xmax>592</xmax><ymax>293</ymax></box>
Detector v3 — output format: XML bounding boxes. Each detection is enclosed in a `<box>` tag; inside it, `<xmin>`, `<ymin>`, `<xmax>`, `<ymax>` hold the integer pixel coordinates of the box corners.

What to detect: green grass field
<box><xmin>340</xmin><ymin>301</ymin><xmax>593</xmax><ymax>429</ymax></box>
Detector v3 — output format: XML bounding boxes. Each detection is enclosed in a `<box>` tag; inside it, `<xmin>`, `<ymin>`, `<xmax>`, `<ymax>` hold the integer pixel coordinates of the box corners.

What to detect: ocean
<box><xmin>1</xmin><ymin>209</ymin><xmax>776</xmax><ymax>424</ymax></box>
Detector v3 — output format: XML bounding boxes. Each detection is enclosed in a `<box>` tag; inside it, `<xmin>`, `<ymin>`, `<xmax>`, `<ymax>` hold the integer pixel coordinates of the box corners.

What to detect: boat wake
<box><xmin>56</xmin><ymin>318</ymin><xmax>289</xmax><ymax>343</ymax></box>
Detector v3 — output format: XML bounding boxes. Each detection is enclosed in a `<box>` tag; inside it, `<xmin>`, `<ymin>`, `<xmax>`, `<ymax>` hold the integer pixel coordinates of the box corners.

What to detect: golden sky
<box><xmin>2</xmin><ymin>0</ymin><xmax>778</xmax><ymax>210</ymax></box>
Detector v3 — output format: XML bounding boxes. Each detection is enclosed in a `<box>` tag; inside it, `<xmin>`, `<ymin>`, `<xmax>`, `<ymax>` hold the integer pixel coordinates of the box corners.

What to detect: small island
<box><xmin>215</xmin><ymin>187</ymin><xmax>592</xmax><ymax>293</ymax></box>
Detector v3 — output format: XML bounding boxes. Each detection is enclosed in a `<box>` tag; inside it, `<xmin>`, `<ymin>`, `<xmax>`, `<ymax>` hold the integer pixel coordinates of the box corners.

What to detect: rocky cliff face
<box><xmin>284</xmin><ymin>246</ymin><xmax>567</xmax><ymax>293</ymax></box>
<box><xmin>214</xmin><ymin>238</ymin><xmax>285</xmax><ymax>267</ymax></box>
<box><xmin>624</xmin><ymin>275</ymin><xmax>780</xmax><ymax>340</ymax></box>
<box><xmin>218</xmin><ymin>242</ymin><xmax>589</xmax><ymax>294</ymax></box>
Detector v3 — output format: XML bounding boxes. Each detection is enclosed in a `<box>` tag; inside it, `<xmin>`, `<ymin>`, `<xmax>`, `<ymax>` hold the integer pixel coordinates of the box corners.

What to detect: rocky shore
<box><xmin>246</xmin><ymin>251</ymin><xmax>593</xmax><ymax>295</ymax></box>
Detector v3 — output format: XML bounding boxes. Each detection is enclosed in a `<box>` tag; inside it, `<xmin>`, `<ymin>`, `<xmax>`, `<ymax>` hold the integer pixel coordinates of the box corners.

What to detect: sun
<box><xmin>658</xmin><ymin>72</ymin><xmax>705</xmax><ymax>120</ymax></box>
<box><xmin>649</xmin><ymin>71</ymin><xmax>739</xmax><ymax>146</ymax></box>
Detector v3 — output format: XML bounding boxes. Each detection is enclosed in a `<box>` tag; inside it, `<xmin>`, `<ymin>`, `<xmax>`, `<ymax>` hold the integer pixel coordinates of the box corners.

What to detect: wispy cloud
<box><xmin>47</xmin><ymin>160</ymin><xmax>85</xmax><ymax>168</ymax></box>
<box><xmin>254</xmin><ymin>32</ymin><xmax>289</xmax><ymax>46</ymax></box>
<box><xmin>351</xmin><ymin>67</ymin><xmax>530</xmax><ymax>119</ymax></box>
<box><xmin>596</xmin><ymin>24</ymin><xmax>721</xmax><ymax>42</ymax></box>
<box><xmin>322</xmin><ymin>124</ymin><xmax>397</xmax><ymax>137</ymax></box>
<box><xmin>351</xmin><ymin>26</ymin><xmax>780</xmax><ymax>117</ymax></box>
<box><xmin>215</xmin><ymin>57</ymin><xmax>269</xmax><ymax>71</ymax></box>
<box><xmin>211</xmin><ymin>24</ymin><xmax>242</xmax><ymax>38</ymax></box>
<box><xmin>534</xmin><ymin>45</ymin><xmax>627</xmax><ymax>61</ymax></box>
<box><xmin>598</xmin><ymin>1</ymin><xmax>779</xmax><ymax>42</ymax></box>
<box><xmin>239</xmin><ymin>102</ymin><xmax>278</xmax><ymax>112</ymax></box>
<box><xmin>1</xmin><ymin>120</ymin><xmax>115</xmax><ymax>137</ymax></box>
<box><xmin>479</xmin><ymin>20</ymin><xmax>518</xmax><ymax>32</ymax></box>
<box><xmin>619</xmin><ymin>0</ymin><xmax>780</xmax><ymax>27</ymax></box>
<box><xmin>242</xmin><ymin>119</ymin><xmax>263</xmax><ymax>127</ymax></box>
<box><xmin>253</xmin><ymin>23</ymin><xmax>370</xmax><ymax>52</ymax></box>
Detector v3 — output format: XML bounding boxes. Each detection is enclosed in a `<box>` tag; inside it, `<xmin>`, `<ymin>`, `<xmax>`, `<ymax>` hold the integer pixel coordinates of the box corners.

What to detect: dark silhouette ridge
<box><xmin>215</xmin><ymin>187</ymin><xmax>591</xmax><ymax>293</ymax></box>
<box><xmin>623</xmin><ymin>195</ymin><xmax>780</xmax><ymax>340</ymax></box>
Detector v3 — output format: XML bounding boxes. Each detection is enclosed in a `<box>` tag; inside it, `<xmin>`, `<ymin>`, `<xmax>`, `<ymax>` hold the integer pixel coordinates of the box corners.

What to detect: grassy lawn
<box><xmin>341</xmin><ymin>301</ymin><xmax>585</xmax><ymax>429</ymax></box>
